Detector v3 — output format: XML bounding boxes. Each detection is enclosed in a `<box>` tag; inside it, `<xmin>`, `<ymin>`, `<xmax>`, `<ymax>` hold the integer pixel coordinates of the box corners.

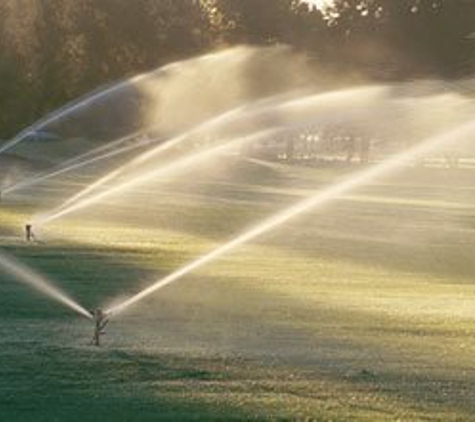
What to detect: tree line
<box><xmin>0</xmin><ymin>0</ymin><xmax>474</xmax><ymax>139</ymax></box>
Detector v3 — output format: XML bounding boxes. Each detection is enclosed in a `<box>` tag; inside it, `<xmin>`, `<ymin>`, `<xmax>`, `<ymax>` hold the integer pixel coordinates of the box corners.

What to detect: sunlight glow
<box><xmin>301</xmin><ymin>0</ymin><xmax>336</xmax><ymax>12</ymax></box>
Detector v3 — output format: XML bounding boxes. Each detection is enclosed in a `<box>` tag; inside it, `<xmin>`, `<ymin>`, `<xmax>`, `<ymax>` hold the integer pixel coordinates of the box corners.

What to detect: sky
<box><xmin>301</xmin><ymin>0</ymin><xmax>336</xmax><ymax>11</ymax></box>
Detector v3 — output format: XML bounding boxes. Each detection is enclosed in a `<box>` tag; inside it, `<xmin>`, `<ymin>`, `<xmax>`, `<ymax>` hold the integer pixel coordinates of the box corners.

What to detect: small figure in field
<box><xmin>91</xmin><ymin>308</ymin><xmax>109</xmax><ymax>346</ymax></box>
<box><xmin>25</xmin><ymin>224</ymin><xmax>36</xmax><ymax>242</ymax></box>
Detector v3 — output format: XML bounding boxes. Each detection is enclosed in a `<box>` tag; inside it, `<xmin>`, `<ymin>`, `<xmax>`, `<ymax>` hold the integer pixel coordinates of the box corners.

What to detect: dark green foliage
<box><xmin>327</xmin><ymin>0</ymin><xmax>475</xmax><ymax>78</ymax></box>
<box><xmin>0</xmin><ymin>0</ymin><xmax>473</xmax><ymax>138</ymax></box>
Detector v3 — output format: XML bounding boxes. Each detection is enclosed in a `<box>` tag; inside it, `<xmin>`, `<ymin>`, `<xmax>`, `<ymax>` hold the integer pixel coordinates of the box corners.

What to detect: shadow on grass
<box><xmin>0</xmin><ymin>344</ymin><xmax>255</xmax><ymax>422</ymax></box>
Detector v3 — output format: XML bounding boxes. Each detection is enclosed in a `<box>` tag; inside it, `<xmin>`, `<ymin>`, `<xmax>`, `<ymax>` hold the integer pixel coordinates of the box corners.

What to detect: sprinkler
<box><xmin>25</xmin><ymin>223</ymin><xmax>36</xmax><ymax>242</ymax></box>
<box><xmin>91</xmin><ymin>308</ymin><xmax>109</xmax><ymax>346</ymax></box>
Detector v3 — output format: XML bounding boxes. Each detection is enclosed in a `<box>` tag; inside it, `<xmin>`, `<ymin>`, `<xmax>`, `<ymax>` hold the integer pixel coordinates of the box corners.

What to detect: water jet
<box><xmin>35</xmin><ymin>86</ymin><xmax>400</xmax><ymax>225</ymax></box>
<box><xmin>0</xmin><ymin>249</ymin><xmax>91</xmax><ymax>319</ymax></box>
<box><xmin>49</xmin><ymin>91</ymin><xmax>307</xmax><ymax>213</ymax></box>
<box><xmin>106</xmin><ymin>118</ymin><xmax>475</xmax><ymax>317</ymax></box>
<box><xmin>33</xmin><ymin>127</ymin><xmax>295</xmax><ymax>225</ymax></box>
<box><xmin>2</xmin><ymin>133</ymin><xmax>159</xmax><ymax>196</ymax></box>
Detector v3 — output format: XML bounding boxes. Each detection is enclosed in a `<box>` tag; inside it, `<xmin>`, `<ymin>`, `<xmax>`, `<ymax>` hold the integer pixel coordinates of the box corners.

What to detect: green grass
<box><xmin>1</xmin><ymin>158</ymin><xmax>475</xmax><ymax>420</ymax></box>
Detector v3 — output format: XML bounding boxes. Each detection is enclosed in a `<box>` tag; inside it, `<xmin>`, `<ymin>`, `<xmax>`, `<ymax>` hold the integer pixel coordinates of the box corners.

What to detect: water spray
<box><xmin>49</xmin><ymin>129</ymin><xmax>206</xmax><ymax>214</ymax></box>
<box><xmin>57</xmin><ymin>131</ymin><xmax>155</xmax><ymax>169</ymax></box>
<box><xmin>0</xmin><ymin>249</ymin><xmax>91</xmax><ymax>319</ymax></box>
<box><xmin>34</xmin><ymin>86</ymin><xmax>391</xmax><ymax>225</ymax></box>
<box><xmin>0</xmin><ymin>47</ymin><xmax>293</xmax><ymax>156</ymax></box>
<box><xmin>106</xmin><ymin>118</ymin><xmax>475</xmax><ymax>317</ymax></box>
<box><xmin>33</xmin><ymin>127</ymin><xmax>291</xmax><ymax>225</ymax></box>
<box><xmin>50</xmin><ymin>91</ymin><xmax>308</xmax><ymax>213</ymax></box>
<box><xmin>2</xmin><ymin>134</ymin><xmax>158</xmax><ymax>196</ymax></box>
<box><xmin>0</xmin><ymin>59</ymin><xmax>180</xmax><ymax>155</ymax></box>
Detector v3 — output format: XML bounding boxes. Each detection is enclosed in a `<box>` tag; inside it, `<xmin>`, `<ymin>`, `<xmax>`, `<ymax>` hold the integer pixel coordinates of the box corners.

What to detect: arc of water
<box><xmin>0</xmin><ymin>249</ymin><xmax>91</xmax><ymax>319</ymax></box>
<box><xmin>53</xmin><ymin>130</ymin><xmax>155</xmax><ymax>169</ymax></box>
<box><xmin>50</xmin><ymin>91</ymin><xmax>311</xmax><ymax>214</ymax></box>
<box><xmin>106</xmin><ymin>118</ymin><xmax>475</xmax><ymax>318</ymax></box>
<box><xmin>0</xmin><ymin>47</ymin><xmax>295</xmax><ymax>156</ymax></box>
<box><xmin>0</xmin><ymin>83</ymin><xmax>127</xmax><ymax>155</ymax></box>
<box><xmin>34</xmin><ymin>127</ymin><xmax>292</xmax><ymax>225</ymax></box>
<box><xmin>3</xmin><ymin>135</ymin><xmax>158</xmax><ymax>196</ymax></box>
<box><xmin>121</xmin><ymin>86</ymin><xmax>383</xmax><ymax>172</ymax></box>
<box><xmin>50</xmin><ymin>129</ymin><xmax>213</xmax><ymax>214</ymax></box>
<box><xmin>0</xmin><ymin>60</ymin><xmax>180</xmax><ymax>155</ymax></box>
<box><xmin>38</xmin><ymin>86</ymin><xmax>385</xmax><ymax>222</ymax></box>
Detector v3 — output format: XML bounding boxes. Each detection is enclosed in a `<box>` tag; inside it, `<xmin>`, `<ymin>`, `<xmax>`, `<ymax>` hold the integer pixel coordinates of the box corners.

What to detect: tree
<box><xmin>322</xmin><ymin>0</ymin><xmax>475</xmax><ymax>78</ymax></box>
<box><xmin>0</xmin><ymin>0</ymin><xmax>474</xmax><ymax>139</ymax></box>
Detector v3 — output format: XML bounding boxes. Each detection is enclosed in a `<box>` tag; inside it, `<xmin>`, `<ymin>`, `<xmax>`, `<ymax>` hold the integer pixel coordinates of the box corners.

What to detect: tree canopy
<box><xmin>0</xmin><ymin>0</ymin><xmax>473</xmax><ymax>138</ymax></box>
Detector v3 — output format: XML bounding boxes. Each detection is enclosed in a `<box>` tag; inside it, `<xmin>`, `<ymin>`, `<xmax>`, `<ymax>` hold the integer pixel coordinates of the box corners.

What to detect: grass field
<box><xmin>1</xmin><ymin>156</ymin><xmax>475</xmax><ymax>420</ymax></box>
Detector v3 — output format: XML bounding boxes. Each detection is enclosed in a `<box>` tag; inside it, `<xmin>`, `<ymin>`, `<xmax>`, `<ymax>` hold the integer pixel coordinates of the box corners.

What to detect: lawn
<box><xmin>1</xmin><ymin>157</ymin><xmax>475</xmax><ymax>420</ymax></box>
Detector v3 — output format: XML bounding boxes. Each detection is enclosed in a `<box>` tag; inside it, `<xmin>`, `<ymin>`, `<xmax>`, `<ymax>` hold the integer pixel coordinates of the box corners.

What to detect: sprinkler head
<box><xmin>25</xmin><ymin>223</ymin><xmax>33</xmax><ymax>242</ymax></box>
<box><xmin>91</xmin><ymin>308</ymin><xmax>109</xmax><ymax>346</ymax></box>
